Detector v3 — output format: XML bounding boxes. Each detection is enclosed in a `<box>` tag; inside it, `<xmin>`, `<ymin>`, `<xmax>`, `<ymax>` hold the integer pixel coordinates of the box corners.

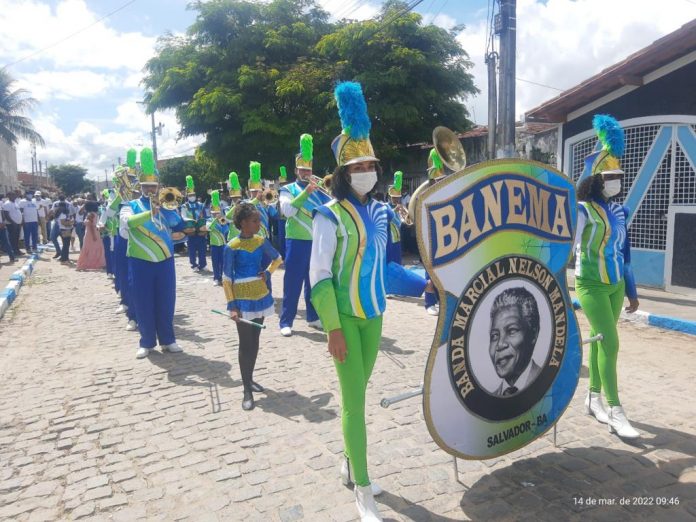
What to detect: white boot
<box><xmin>125</xmin><ymin>320</ymin><xmax>137</xmax><ymax>331</ymax></box>
<box><xmin>354</xmin><ymin>485</ymin><xmax>382</xmax><ymax>522</ymax></box>
<box><xmin>341</xmin><ymin>457</ymin><xmax>382</xmax><ymax>495</ymax></box>
<box><xmin>585</xmin><ymin>391</ymin><xmax>609</xmax><ymax>424</ymax></box>
<box><xmin>607</xmin><ymin>406</ymin><xmax>640</xmax><ymax>439</ymax></box>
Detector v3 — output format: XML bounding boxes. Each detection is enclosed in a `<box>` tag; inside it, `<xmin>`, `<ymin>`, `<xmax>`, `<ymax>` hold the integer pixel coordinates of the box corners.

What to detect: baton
<box><xmin>210</xmin><ymin>309</ymin><xmax>266</xmax><ymax>329</ymax></box>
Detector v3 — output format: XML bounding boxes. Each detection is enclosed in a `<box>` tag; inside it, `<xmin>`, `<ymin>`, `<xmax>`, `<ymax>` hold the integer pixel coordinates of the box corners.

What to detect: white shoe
<box><xmin>585</xmin><ymin>391</ymin><xmax>609</xmax><ymax>424</ymax></box>
<box><xmin>125</xmin><ymin>320</ymin><xmax>137</xmax><ymax>331</ymax></box>
<box><xmin>107</xmin><ymin>273</ymin><xmax>115</xmax><ymax>280</ymax></box>
<box><xmin>280</xmin><ymin>327</ymin><xmax>293</xmax><ymax>337</ymax></box>
<box><xmin>162</xmin><ymin>343</ymin><xmax>183</xmax><ymax>353</ymax></box>
<box><xmin>116</xmin><ymin>304</ymin><xmax>128</xmax><ymax>314</ymax></box>
<box><xmin>307</xmin><ymin>320</ymin><xmax>322</xmax><ymax>330</ymax></box>
<box><xmin>426</xmin><ymin>305</ymin><xmax>439</xmax><ymax>316</ymax></box>
<box><xmin>213</xmin><ymin>280</ymin><xmax>221</xmax><ymax>286</ymax></box>
<box><xmin>136</xmin><ymin>348</ymin><xmax>150</xmax><ymax>359</ymax></box>
<box><xmin>354</xmin><ymin>484</ymin><xmax>382</xmax><ymax>522</ymax></box>
<box><xmin>341</xmin><ymin>457</ymin><xmax>382</xmax><ymax>496</ymax></box>
<box><xmin>607</xmin><ymin>406</ymin><xmax>640</xmax><ymax>439</ymax></box>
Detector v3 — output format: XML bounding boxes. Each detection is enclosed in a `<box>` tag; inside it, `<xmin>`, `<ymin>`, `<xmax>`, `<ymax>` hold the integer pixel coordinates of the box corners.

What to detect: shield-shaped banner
<box><xmin>415</xmin><ymin>159</ymin><xmax>581</xmax><ymax>459</ymax></box>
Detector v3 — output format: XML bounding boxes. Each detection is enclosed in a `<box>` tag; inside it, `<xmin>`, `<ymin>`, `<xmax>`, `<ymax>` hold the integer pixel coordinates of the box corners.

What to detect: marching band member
<box><xmin>225</xmin><ymin>172</ymin><xmax>242</xmax><ymax>240</ymax></box>
<box><xmin>98</xmin><ymin>189</ymin><xmax>116</xmax><ymax>279</ymax></box>
<box><xmin>246</xmin><ymin>162</ymin><xmax>270</xmax><ymax>239</ymax></box>
<box><xmin>576</xmin><ymin>115</ymin><xmax>640</xmax><ymax>439</ymax></box>
<box><xmin>423</xmin><ymin>149</ymin><xmax>446</xmax><ymax>316</ymax></box>
<box><xmin>386</xmin><ymin>171</ymin><xmax>404</xmax><ymax>266</ymax></box>
<box><xmin>276</xmin><ymin>165</ymin><xmax>289</xmax><ymax>257</ymax></box>
<box><xmin>207</xmin><ymin>190</ymin><xmax>229</xmax><ymax>287</ymax></box>
<box><xmin>181</xmin><ymin>175</ymin><xmax>207</xmax><ymax>272</ymax></box>
<box><xmin>309</xmin><ymin>82</ymin><xmax>427</xmax><ymax>522</ymax></box>
<box><xmin>223</xmin><ymin>202</ymin><xmax>282</xmax><ymax>410</ymax></box>
<box><xmin>278</xmin><ymin>134</ymin><xmax>330</xmax><ymax>337</ymax></box>
<box><xmin>120</xmin><ymin>148</ymin><xmax>187</xmax><ymax>359</ymax></box>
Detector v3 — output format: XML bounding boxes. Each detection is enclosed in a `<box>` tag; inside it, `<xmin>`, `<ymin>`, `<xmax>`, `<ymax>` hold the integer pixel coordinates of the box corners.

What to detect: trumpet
<box><xmin>394</xmin><ymin>203</ymin><xmax>413</xmax><ymax>226</ymax></box>
<box><xmin>308</xmin><ymin>174</ymin><xmax>333</xmax><ymax>196</ymax></box>
<box><xmin>217</xmin><ymin>215</ymin><xmax>228</xmax><ymax>225</ymax></box>
<box><xmin>261</xmin><ymin>188</ymin><xmax>278</xmax><ymax>206</ymax></box>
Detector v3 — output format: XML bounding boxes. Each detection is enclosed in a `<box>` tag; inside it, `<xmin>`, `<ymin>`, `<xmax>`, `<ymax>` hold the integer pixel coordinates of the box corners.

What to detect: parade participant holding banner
<box><xmin>278</xmin><ymin>134</ymin><xmax>330</xmax><ymax>337</ymax></box>
<box><xmin>223</xmin><ymin>202</ymin><xmax>282</xmax><ymax>410</ymax></box>
<box><xmin>207</xmin><ymin>190</ymin><xmax>229</xmax><ymax>287</ymax></box>
<box><xmin>575</xmin><ymin>114</ymin><xmax>640</xmax><ymax>439</ymax></box>
<box><xmin>181</xmin><ymin>175</ymin><xmax>207</xmax><ymax>272</ymax></box>
<box><xmin>310</xmin><ymin>82</ymin><xmax>426</xmax><ymax>522</ymax></box>
<box><xmin>225</xmin><ymin>172</ymin><xmax>242</xmax><ymax>240</ymax></box>
<box><xmin>120</xmin><ymin>148</ymin><xmax>187</xmax><ymax>359</ymax></box>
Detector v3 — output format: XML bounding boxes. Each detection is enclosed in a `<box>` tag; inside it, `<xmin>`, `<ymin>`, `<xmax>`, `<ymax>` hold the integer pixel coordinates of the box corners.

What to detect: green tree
<box><xmin>0</xmin><ymin>68</ymin><xmax>45</xmax><ymax>146</ymax></box>
<box><xmin>158</xmin><ymin>153</ymin><xmax>223</xmax><ymax>195</ymax></box>
<box><xmin>49</xmin><ymin>164</ymin><xmax>90</xmax><ymax>196</ymax></box>
<box><xmin>143</xmin><ymin>0</ymin><xmax>476</xmax><ymax>180</ymax></box>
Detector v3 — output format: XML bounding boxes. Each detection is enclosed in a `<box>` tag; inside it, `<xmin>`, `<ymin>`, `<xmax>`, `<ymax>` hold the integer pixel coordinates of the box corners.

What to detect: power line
<box><xmin>3</xmin><ymin>0</ymin><xmax>139</xmax><ymax>69</ymax></box>
<box><xmin>516</xmin><ymin>77</ymin><xmax>564</xmax><ymax>91</ymax></box>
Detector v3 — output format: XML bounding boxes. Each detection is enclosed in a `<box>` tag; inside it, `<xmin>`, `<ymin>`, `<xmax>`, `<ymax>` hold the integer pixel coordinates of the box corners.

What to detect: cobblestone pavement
<box><xmin>0</xmin><ymin>253</ymin><xmax>695</xmax><ymax>521</ymax></box>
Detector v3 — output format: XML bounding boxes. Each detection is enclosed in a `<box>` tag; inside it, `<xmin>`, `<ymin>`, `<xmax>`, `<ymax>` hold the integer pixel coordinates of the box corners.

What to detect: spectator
<box><xmin>73</xmin><ymin>198</ymin><xmax>86</xmax><ymax>251</ymax></box>
<box><xmin>49</xmin><ymin>195</ymin><xmax>66</xmax><ymax>258</ymax></box>
<box><xmin>18</xmin><ymin>191</ymin><xmax>39</xmax><ymax>254</ymax></box>
<box><xmin>0</xmin><ymin>196</ymin><xmax>16</xmax><ymax>263</ymax></box>
<box><xmin>2</xmin><ymin>192</ymin><xmax>23</xmax><ymax>256</ymax></box>
<box><xmin>55</xmin><ymin>201</ymin><xmax>74</xmax><ymax>264</ymax></box>
<box><xmin>35</xmin><ymin>191</ymin><xmax>50</xmax><ymax>245</ymax></box>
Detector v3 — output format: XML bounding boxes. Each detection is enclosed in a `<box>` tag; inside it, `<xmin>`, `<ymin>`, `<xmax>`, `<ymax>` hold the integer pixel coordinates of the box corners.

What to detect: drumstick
<box><xmin>210</xmin><ymin>309</ymin><xmax>266</xmax><ymax>329</ymax></box>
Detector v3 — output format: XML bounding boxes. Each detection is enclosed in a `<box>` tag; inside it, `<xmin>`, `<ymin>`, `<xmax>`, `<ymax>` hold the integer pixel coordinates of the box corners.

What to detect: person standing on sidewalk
<box><xmin>55</xmin><ymin>201</ymin><xmax>74</xmax><ymax>264</ymax></box>
<box><xmin>278</xmin><ymin>133</ymin><xmax>330</xmax><ymax>337</ymax></box>
<box><xmin>35</xmin><ymin>191</ymin><xmax>49</xmax><ymax>245</ymax></box>
<box><xmin>0</xmin><ymin>203</ymin><xmax>16</xmax><ymax>263</ymax></box>
<box><xmin>576</xmin><ymin>114</ymin><xmax>640</xmax><ymax>440</ymax></box>
<box><xmin>18</xmin><ymin>191</ymin><xmax>39</xmax><ymax>254</ymax></box>
<box><xmin>120</xmin><ymin>148</ymin><xmax>187</xmax><ymax>359</ymax></box>
<box><xmin>2</xmin><ymin>192</ymin><xmax>23</xmax><ymax>257</ymax></box>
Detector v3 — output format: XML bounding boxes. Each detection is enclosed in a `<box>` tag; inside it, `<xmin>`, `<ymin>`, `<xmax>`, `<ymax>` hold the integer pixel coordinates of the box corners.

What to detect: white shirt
<box><xmin>36</xmin><ymin>198</ymin><xmax>50</xmax><ymax>218</ymax></box>
<box><xmin>309</xmin><ymin>213</ymin><xmax>338</xmax><ymax>288</ymax></box>
<box><xmin>74</xmin><ymin>205</ymin><xmax>85</xmax><ymax>223</ymax></box>
<box><xmin>2</xmin><ymin>200</ymin><xmax>22</xmax><ymax>224</ymax></box>
<box><xmin>279</xmin><ymin>190</ymin><xmax>298</xmax><ymax>219</ymax></box>
<box><xmin>57</xmin><ymin>211</ymin><xmax>73</xmax><ymax>230</ymax></box>
<box><xmin>18</xmin><ymin>198</ymin><xmax>39</xmax><ymax>223</ymax></box>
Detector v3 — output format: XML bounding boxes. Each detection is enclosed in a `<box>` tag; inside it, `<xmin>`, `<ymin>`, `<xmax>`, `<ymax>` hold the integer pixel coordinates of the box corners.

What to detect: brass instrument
<box><xmin>406</xmin><ymin>126</ymin><xmax>467</xmax><ymax>223</ymax></box>
<box><xmin>217</xmin><ymin>216</ymin><xmax>228</xmax><ymax>225</ymax></box>
<box><xmin>158</xmin><ymin>187</ymin><xmax>184</xmax><ymax>210</ymax></box>
<box><xmin>308</xmin><ymin>174</ymin><xmax>333</xmax><ymax>197</ymax></box>
<box><xmin>261</xmin><ymin>188</ymin><xmax>278</xmax><ymax>206</ymax></box>
<box><xmin>114</xmin><ymin>167</ymin><xmax>140</xmax><ymax>201</ymax></box>
<box><xmin>394</xmin><ymin>203</ymin><xmax>413</xmax><ymax>226</ymax></box>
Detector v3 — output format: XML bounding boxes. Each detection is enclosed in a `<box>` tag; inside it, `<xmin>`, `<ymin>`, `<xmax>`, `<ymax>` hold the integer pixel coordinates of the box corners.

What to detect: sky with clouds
<box><xmin>1</xmin><ymin>0</ymin><xmax>693</xmax><ymax>180</ymax></box>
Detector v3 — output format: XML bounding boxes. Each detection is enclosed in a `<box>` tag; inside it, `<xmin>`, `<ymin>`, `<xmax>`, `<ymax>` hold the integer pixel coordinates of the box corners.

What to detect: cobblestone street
<box><xmin>0</xmin><ymin>254</ymin><xmax>695</xmax><ymax>521</ymax></box>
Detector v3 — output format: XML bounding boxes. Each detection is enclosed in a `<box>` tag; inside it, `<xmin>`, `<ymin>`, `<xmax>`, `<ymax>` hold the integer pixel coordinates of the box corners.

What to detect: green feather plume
<box><xmin>300</xmin><ymin>134</ymin><xmax>313</xmax><ymax>161</ymax></box>
<box><xmin>429</xmin><ymin>149</ymin><xmax>443</xmax><ymax>170</ymax></box>
<box><xmin>211</xmin><ymin>190</ymin><xmax>220</xmax><ymax>208</ymax></box>
<box><xmin>249</xmin><ymin>161</ymin><xmax>261</xmax><ymax>183</ymax></box>
<box><xmin>140</xmin><ymin>148</ymin><xmax>155</xmax><ymax>175</ymax></box>
<box><xmin>279</xmin><ymin>166</ymin><xmax>287</xmax><ymax>180</ymax></box>
<box><xmin>126</xmin><ymin>148</ymin><xmax>137</xmax><ymax>168</ymax></box>
<box><xmin>102</xmin><ymin>189</ymin><xmax>110</xmax><ymax>199</ymax></box>
<box><xmin>393</xmin><ymin>171</ymin><xmax>403</xmax><ymax>191</ymax></box>
<box><xmin>229</xmin><ymin>172</ymin><xmax>241</xmax><ymax>190</ymax></box>
<box><xmin>186</xmin><ymin>175</ymin><xmax>195</xmax><ymax>191</ymax></box>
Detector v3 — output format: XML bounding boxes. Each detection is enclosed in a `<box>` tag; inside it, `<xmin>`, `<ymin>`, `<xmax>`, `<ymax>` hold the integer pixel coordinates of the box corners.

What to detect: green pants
<box><xmin>334</xmin><ymin>313</ymin><xmax>383</xmax><ymax>487</ymax></box>
<box><xmin>576</xmin><ymin>277</ymin><xmax>625</xmax><ymax>406</ymax></box>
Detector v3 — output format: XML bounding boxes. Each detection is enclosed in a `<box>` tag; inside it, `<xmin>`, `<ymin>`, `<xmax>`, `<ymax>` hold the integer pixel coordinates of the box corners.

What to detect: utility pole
<box><xmin>496</xmin><ymin>0</ymin><xmax>517</xmax><ymax>158</ymax></box>
<box><xmin>486</xmin><ymin>51</ymin><xmax>498</xmax><ymax>160</ymax></box>
<box><xmin>149</xmin><ymin>112</ymin><xmax>164</xmax><ymax>165</ymax></box>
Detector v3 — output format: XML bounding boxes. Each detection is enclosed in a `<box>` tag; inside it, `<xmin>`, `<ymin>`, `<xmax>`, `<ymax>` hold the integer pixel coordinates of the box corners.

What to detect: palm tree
<box><xmin>0</xmin><ymin>68</ymin><xmax>45</xmax><ymax>146</ymax></box>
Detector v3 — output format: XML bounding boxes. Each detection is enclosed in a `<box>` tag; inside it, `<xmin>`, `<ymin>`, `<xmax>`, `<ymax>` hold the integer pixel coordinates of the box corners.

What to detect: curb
<box><xmin>0</xmin><ymin>250</ymin><xmax>42</xmax><ymax>321</ymax></box>
<box><xmin>572</xmin><ymin>298</ymin><xmax>696</xmax><ymax>337</ymax></box>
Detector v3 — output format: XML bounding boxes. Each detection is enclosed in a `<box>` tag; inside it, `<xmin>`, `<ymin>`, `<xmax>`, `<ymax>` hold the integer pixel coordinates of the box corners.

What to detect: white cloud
<box><xmin>457</xmin><ymin>0</ymin><xmax>694</xmax><ymax>124</ymax></box>
<box><xmin>0</xmin><ymin>0</ymin><xmax>155</xmax><ymax>71</ymax></box>
<box><xmin>318</xmin><ymin>0</ymin><xmax>380</xmax><ymax>21</ymax></box>
<box><xmin>425</xmin><ymin>12</ymin><xmax>457</xmax><ymax>31</ymax></box>
<box><xmin>15</xmin><ymin>70</ymin><xmax>114</xmax><ymax>101</ymax></box>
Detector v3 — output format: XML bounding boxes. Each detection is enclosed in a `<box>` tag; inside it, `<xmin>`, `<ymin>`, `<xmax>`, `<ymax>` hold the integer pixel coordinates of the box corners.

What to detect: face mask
<box><xmin>602</xmin><ymin>179</ymin><xmax>621</xmax><ymax>198</ymax></box>
<box><xmin>188</xmin><ymin>196</ymin><xmax>196</xmax><ymax>203</ymax></box>
<box><xmin>349</xmin><ymin>171</ymin><xmax>377</xmax><ymax>196</ymax></box>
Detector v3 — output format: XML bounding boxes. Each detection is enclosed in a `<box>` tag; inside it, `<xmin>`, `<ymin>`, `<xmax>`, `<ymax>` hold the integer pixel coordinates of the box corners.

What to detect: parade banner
<box><xmin>415</xmin><ymin>159</ymin><xmax>581</xmax><ymax>459</ymax></box>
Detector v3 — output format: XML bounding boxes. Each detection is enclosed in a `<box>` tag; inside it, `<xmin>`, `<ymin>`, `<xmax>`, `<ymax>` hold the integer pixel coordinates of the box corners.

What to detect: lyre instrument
<box><xmin>114</xmin><ymin>166</ymin><xmax>140</xmax><ymax>201</ymax></box>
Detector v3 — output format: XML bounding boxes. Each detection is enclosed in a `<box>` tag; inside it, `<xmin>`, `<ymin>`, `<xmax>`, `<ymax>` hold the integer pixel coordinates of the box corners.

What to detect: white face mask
<box><xmin>188</xmin><ymin>196</ymin><xmax>196</xmax><ymax>203</ymax></box>
<box><xmin>349</xmin><ymin>171</ymin><xmax>377</xmax><ymax>196</ymax></box>
<box><xmin>602</xmin><ymin>179</ymin><xmax>621</xmax><ymax>198</ymax></box>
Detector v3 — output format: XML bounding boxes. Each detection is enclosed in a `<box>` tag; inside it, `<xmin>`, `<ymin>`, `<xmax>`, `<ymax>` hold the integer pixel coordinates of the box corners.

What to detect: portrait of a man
<box><xmin>488</xmin><ymin>287</ymin><xmax>541</xmax><ymax>396</ymax></box>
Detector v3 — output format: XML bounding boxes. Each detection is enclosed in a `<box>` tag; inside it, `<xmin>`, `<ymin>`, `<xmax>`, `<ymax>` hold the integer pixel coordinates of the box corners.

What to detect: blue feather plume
<box><xmin>334</xmin><ymin>81</ymin><xmax>371</xmax><ymax>140</ymax></box>
<box><xmin>592</xmin><ymin>114</ymin><xmax>625</xmax><ymax>157</ymax></box>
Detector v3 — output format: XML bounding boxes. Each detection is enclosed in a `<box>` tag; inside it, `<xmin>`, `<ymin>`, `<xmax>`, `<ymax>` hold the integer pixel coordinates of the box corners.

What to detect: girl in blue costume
<box><xmin>223</xmin><ymin>202</ymin><xmax>282</xmax><ymax>411</ymax></box>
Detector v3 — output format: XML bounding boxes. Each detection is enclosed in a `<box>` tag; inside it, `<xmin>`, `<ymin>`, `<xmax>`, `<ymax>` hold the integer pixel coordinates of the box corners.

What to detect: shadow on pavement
<box><xmin>378</xmin><ymin>491</ymin><xmax>460</xmax><ymax>522</ymax></box>
<box><xmin>146</xmin><ymin>350</ymin><xmax>240</xmax><ymax>389</ymax></box>
<box><xmin>459</xmin><ymin>422</ymin><xmax>696</xmax><ymax>520</ymax></box>
<box><xmin>254</xmin><ymin>390</ymin><xmax>337</xmax><ymax>423</ymax></box>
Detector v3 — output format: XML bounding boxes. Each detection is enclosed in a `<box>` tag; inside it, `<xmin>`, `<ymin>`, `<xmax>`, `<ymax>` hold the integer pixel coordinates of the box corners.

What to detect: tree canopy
<box><xmin>143</xmin><ymin>0</ymin><xmax>477</xmax><ymax>182</ymax></box>
<box><xmin>0</xmin><ymin>68</ymin><xmax>44</xmax><ymax>147</ymax></box>
<box><xmin>48</xmin><ymin>164</ymin><xmax>90</xmax><ymax>196</ymax></box>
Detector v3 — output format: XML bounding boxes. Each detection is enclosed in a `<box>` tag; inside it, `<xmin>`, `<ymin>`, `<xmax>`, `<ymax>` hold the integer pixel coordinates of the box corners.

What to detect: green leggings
<box><xmin>576</xmin><ymin>277</ymin><xmax>625</xmax><ymax>406</ymax></box>
<box><xmin>334</xmin><ymin>313</ymin><xmax>383</xmax><ymax>487</ymax></box>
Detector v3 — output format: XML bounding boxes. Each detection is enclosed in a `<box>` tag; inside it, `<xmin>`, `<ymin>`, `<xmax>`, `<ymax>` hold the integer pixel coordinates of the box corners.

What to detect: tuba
<box><xmin>158</xmin><ymin>186</ymin><xmax>184</xmax><ymax>210</ymax></box>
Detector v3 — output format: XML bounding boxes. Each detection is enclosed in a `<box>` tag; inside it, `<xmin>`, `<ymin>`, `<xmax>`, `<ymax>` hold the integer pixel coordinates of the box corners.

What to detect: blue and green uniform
<box><xmin>224</xmin><ymin>205</ymin><xmax>241</xmax><ymax>240</ymax></box>
<box><xmin>575</xmin><ymin>199</ymin><xmax>637</xmax><ymax>407</ymax></box>
<box><xmin>208</xmin><ymin>216</ymin><xmax>229</xmax><ymax>283</ymax></box>
<box><xmin>181</xmin><ymin>201</ymin><xmax>207</xmax><ymax>270</ymax></box>
<box><xmin>121</xmin><ymin>197</ymin><xmax>185</xmax><ymax>349</ymax></box>
<box><xmin>310</xmin><ymin>194</ymin><xmax>426</xmax><ymax>487</ymax></box>
<box><xmin>278</xmin><ymin>181</ymin><xmax>330</xmax><ymax>328</ymax></box>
